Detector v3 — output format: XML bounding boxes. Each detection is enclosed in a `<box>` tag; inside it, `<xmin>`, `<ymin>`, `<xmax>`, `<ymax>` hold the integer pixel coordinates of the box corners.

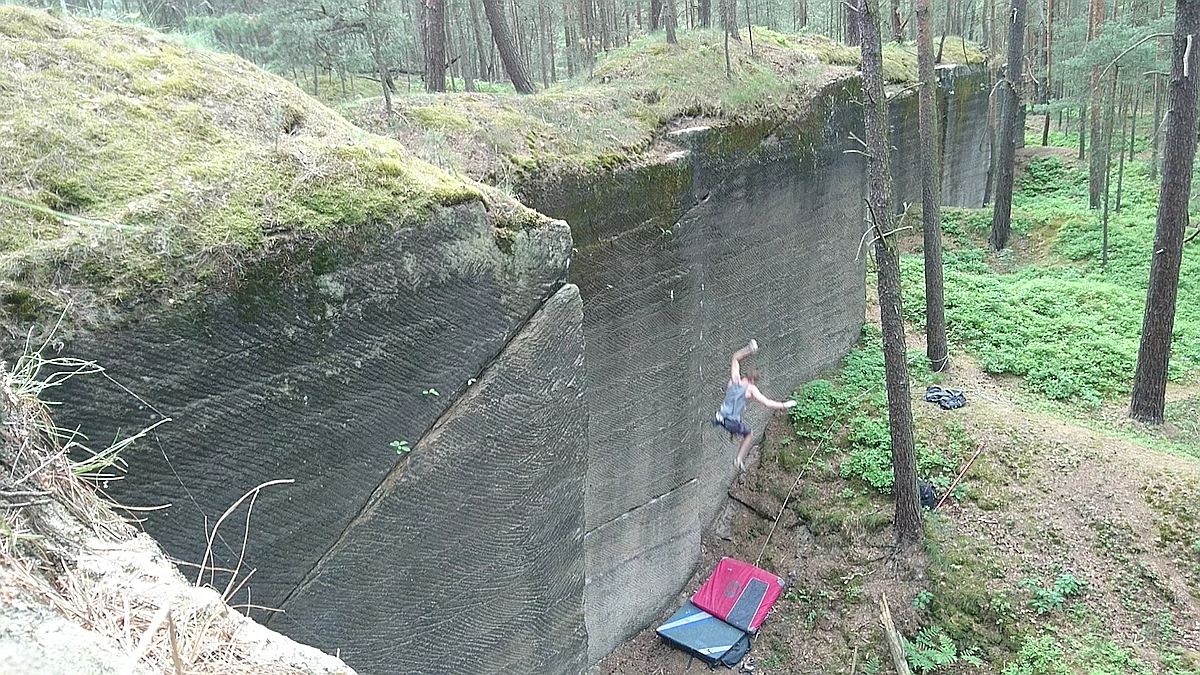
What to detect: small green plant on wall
<box><xmin>390</xmin><ymin>440</ymin><xmax>411</xmax><ymax>455</ymax></box>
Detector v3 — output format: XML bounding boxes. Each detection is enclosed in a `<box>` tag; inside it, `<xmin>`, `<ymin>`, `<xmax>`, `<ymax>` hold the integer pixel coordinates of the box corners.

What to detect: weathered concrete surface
<box><xmin>0</xmin><ymin>601</ymin><xmax>150</xmax><ymax>675</ymax></box>
<box><xmin>525</xmin><ymin>82</ymin><xmax>870</xmax><ymax>662</ymax></box>
<box><xmin>939</xmin><ymin>66</ymin><xmax>993</xmax><ymax>208</ymax></box>
<box><xmin>52</xmin><ymin>201</ymin><xmax>575</xmax><ymax>674</ymax></box>
<box><xmin>519</xmin><ymin>69</ymin><xmax>991</xmax><ymax>663</ymax></box>
<box><xmin>890</xmin><ymin>66</ymin><xmax>992</xmax><ymax>210</ymax></box>
<box><xmin>269</xmin><ymin>283</ymin><xmax>588</xmax><ymax>674</ymax></box>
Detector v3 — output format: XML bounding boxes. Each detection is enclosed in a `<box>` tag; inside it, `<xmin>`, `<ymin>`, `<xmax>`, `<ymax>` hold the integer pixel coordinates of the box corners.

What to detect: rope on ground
<box><xmin>752</xmin><ymin>385</ymin><xmax>880</xmax><ymax>569</ymax></box>
<box><xmin>752</xmin><ymin>437</ymin><xmax>823</xmax><ymax>569</ymax></box>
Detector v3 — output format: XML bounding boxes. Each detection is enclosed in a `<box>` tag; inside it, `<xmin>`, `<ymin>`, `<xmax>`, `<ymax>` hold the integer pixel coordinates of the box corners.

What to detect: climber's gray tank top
<box><xmin>718</xmin><ymin>381</ymin><xmax>749</xmax><ymax>421</ymax></box>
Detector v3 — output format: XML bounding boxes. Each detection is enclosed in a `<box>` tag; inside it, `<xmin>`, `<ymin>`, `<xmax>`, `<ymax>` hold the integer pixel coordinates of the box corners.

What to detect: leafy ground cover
<box><xmin>899</xmin><ymin>139</ymin><xmax>1199</xmax><ymax>410</ymax></box>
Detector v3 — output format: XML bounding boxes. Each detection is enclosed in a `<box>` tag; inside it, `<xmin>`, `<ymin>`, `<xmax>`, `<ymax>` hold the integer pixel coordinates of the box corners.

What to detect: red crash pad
<box><xmin>690</xmin><ymin>557</ymin><xmax>785</xmax><ymax>633</ymax></box>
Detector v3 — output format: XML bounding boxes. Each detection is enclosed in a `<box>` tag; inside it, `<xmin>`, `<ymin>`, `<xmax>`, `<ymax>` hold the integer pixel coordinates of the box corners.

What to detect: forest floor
<box><xmin>595</xmin><ymin>328</ymin><xmax>1200</xmax><ymax>675</ymax></box>
<box><xmin>593</xmin><ymin>138</ymin><xmax>1200</xmax><ymax>674</ymax></box>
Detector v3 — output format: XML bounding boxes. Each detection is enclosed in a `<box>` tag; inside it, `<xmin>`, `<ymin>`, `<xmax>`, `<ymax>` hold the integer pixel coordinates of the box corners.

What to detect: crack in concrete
<box><xmin>584</xmin><ymin>478</ymin><xmax>699</xmax><ymax>537</ymax></box>
<box><xmin>267</xmin><ymin>282</ymin><xmax>568</xmax><ymax>625</ymax></box>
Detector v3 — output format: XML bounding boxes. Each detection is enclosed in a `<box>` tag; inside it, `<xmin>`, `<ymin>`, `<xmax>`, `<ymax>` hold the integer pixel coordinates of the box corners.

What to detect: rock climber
<box><xmin>712</xmin><ymin>340</ymin><xmax>796</xmax><ymax>471</ymax></box>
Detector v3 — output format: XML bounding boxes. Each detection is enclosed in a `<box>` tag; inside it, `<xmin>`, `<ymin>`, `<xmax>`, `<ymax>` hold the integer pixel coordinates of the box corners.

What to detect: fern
<box><xmin>905</xmin><ymin>626</ymin><xmax>960</xmax><ymax>673</ymax></box>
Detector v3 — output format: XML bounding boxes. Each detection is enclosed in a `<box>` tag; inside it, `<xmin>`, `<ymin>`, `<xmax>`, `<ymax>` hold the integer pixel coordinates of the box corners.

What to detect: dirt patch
<box><xmin>1015</xmin><ymin>140</ymin><xmax>1080</xmax><ymax>175</ymax></box>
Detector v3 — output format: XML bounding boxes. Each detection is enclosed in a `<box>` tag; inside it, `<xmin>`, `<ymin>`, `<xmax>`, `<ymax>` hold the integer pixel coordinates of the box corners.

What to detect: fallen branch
<box><xmin>879</xmin><ymin>593</ymin><xmax>913</xmax><ymax>675</ymax></box>
<box><xmin>726</xmin><ymin>492</ymin><xmax>779</xmax><ymax>521</ymax></box>
<box><xmin>1</xmin><ymin>499</ymin><xmax>51</xmax><ymax>508</ymax></box>
<box><xmin>0</xmin><ymin>489</ymin><xmax>52</xmax><ymax>498</ymax></box>
<box><xmin>934</xmin><ymin>444</ymin><xmax>985</xmax><ymax>510</ymax></box>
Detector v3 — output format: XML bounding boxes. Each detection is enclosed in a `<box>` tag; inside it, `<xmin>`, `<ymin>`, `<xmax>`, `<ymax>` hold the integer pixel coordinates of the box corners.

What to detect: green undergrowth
<box><xmin>348</xmin><ymin>29</ymin><xmax>983</xmax><ymax>186</ymax></box>
<box><xmin>901</xmin><ymin>142</ymin><xmax>1200</xmax><ymax>408</ymax></box>
<box><xmin>779</xmin><ymin>330</ymin><xmax>975</xmax><ymax>556</ymax></box>
<box><xmin>776</xmin><ymin>328</ymin><xmax>1200</xmax><ymax>673</ymax></box>
<box><xmin>787</xmin><ymin>327</ymin><xmax>968</xmax><ymax>498</ymax></box>
<box><xmin>0</xmin><ymin>6</ymin><xmax>536</xmax><ymax>328</ymax></box>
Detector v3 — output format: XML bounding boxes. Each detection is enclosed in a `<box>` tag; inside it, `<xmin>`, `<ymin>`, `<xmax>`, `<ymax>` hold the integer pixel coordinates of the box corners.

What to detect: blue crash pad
<box><xmin>655</xmin><ymin>601</ymin><xmax>750</xmax><ymax>667</ymax></box>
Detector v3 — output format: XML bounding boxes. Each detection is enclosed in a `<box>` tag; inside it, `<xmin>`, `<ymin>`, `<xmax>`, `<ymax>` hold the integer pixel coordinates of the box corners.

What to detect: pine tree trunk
<box><xmin>1078</xmin><ymin>103</ymin><xmax>1086</xmax><ymax>159</ymax></box>
<box><xmin>1101</xmin><ymin>70</ymin><xmax>1117</xmax><ymax>267</ymax></box>
<box><xmin>580</xmin><ymin>0</ymin><xmax>593</xmax><ymax>67</ymax></box>
<box><xmin>846</xmin><ymin>0</ymin><xmax>862</xmax><ymax>44</ymax></box>
<box><xmin>1087</xmin><ymin>0</ymin><xmax>1106</xmax><ymax>208</ymax></box>
<box><xmin>362</xmin><ymin>0</ymin><xmax>394</xmax><ymax>116</ymax></box>
<box><xmin>699</xmin><ymin>0</ymin><xmax>711</xmax><ymax>26</ymax></box>
<box><xmin>369</xmin><ymin>38</ymin><xmax>393</xmax><ymax>116</ymax></box>
<box><xmin>424</xmin><ymin>0</ymin><xmax>448</xmax><ymax>92</ymax></box>
<box><xmin>916</xmin><ymin>0</ymin><xmax>947</xmax><ymax>370</ymax></box>
<box><xmin>1130</xmin><ymin>0</ymin><xmax>1200</xmax><ymax>424</ymax></box>
<box><xmin>447</xmin><ymin>5</ymin><xmax>463</xmax><ymax>91</ymax></box>
<box><xmin>989</xmin><ymin>0</ymin><xmax>1026</xmax><ymax>250</ymax></box>
<box><xmin>548</xmin><ymin>4</ymin><xmax>557</xmax><ymax>81</ymax></box>
<box><xmin>482</xmin><ymin>0</ymin><xmax>536</xmax><ymax>92</ymax></box>
<box><xmin>746</xmin><ymin>0</ymin><xmax>754</xmax><ymax>53</ymax></box>
<box><xmin>860</xmin><ymin>0</ymin><xmax>923</xmax><ymax>547</ymax></box>
<box><xmin>666</xmin><ymin>0</ymin><xmax>678</xmax><ymax>41</ymax></box>
<box><xmin>511</xmin><ymin>0</ymin><xmax>530</xmax><ymax>69</ymax></box>
<box><xmin>1149</xmin><ymin>74</ymin><xmax>1163</xmax><ymax>181</ymax></box>
<box><xmin>1129</xmin><ymin>86</ymin><xmax>1140</xmax><ymax>162</ymax></box>
<box><xmin>1042</xmin><ymin>0</ymin><xmax>1053</xmax><ymax>146</ymax></box>
<box><xmin>538</xmin><ymin>0</ymin><xmax>550</xmax><ymax>86</ymax></box>
<box><xmin>468</xmin><ymin>0</ymin><xmax>492</xmax><ymax>81</ymax></box>
<box><xmin>1115</xmin><ymin>82</ymin><xmax>1128</xmax><ymax>213</ymax></box>
<box><xmin>1088</xmin><ymin>70</ymin><xmax>1106</xmax><ymax>208</ymax></box>
<box><xmin>597</xmin><ymin>0</ymin><xmax>611</xmax><ymax>48</ymax></box>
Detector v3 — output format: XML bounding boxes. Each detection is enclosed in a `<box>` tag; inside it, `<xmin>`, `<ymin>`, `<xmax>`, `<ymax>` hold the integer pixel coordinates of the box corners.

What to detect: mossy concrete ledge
<box><xmin>2</xmin><ymin>7</ymin><xmax>583</xmax><ymax>675</ymax></box>
<box><xmin>0</xmin><ymin>5</ymin><xmax>549</xmax><ymax>334</ymax></box>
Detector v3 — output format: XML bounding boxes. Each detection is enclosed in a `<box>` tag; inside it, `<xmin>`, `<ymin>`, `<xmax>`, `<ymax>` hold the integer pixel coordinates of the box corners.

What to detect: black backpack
<box><xmin>923</xmin><ymin>386</ymin><xmax>967</xmax><ymax>410</ymax></box>
<box><xmin>919</xmin><ymin>480</ymin><xmax>938</xmax><ymax>509</ymax></box>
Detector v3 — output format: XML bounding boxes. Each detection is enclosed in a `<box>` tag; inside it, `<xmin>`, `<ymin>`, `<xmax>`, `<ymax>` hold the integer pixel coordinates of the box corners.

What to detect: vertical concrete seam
<box><xmin>269</xmin><ymin>280</ymin><xmax>571</xmax><ymax>620</ymax></box>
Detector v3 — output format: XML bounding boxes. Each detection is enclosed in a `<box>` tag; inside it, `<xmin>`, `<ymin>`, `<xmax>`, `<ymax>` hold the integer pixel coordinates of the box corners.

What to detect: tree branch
<box><xmin>1095</xmin><ymin>33</ymin><xmax>1173</xmax><ymax>86</ymax></box>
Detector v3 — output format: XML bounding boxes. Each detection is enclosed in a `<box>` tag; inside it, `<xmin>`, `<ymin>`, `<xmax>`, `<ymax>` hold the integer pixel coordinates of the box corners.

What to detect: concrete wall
<box><xmin>939</xmin><ymin>66</ymin><xmax>993</xmax><ymax>208</ymax></box>
<box><xmin>270</xmin><ymin>283</ymin><xmax>588</xmax><ymax>674</ymax></box>
<box><xmin>47</xmin><ymin>67</ymin><xmax>992</xmax><ymax>675</ymax></box>
<box><xmin>54</xmin><ymin>201</ymin><xmax>586</xmax><ymax>675</ymax></box>
<box><xmin>519</xmin><ymin>67</ymin><xmax>991</xmax><ymax>663</ymax></box>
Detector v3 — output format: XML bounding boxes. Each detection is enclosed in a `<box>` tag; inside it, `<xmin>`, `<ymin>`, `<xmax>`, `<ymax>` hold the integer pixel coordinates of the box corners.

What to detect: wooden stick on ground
<box><xmin>934</xmin><ymin>443</ymin><xmax>985</xmax><ymax>511</ymax></box>
<box><xmin>879</xmin><ymin>592</ymin><xmax>913</xmax><ymax>675</ymax></box>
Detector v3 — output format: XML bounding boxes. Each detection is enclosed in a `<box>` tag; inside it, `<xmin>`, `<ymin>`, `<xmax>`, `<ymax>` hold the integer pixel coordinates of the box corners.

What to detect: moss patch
<box><xmin>0</xmin><ymin>6</ymin><xmax>536</xmax><ymax>328</ymax></box>
<box><xmin>350</xmin><ymin>28</ymin><xmax>985</xmax><ymax>187</ymax></box>
<box><xmin>1142</xmin><ymin>470</ymin><xmax>1200</xmax><ymax>597</ymax></box>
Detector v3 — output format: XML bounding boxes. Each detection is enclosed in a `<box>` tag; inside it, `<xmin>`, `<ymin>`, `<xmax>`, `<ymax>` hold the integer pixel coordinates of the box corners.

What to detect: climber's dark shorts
<box><xmin>712</xmin><ymin>415</ymin><xmax>751</xmax><ymax>437</ymax></box>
